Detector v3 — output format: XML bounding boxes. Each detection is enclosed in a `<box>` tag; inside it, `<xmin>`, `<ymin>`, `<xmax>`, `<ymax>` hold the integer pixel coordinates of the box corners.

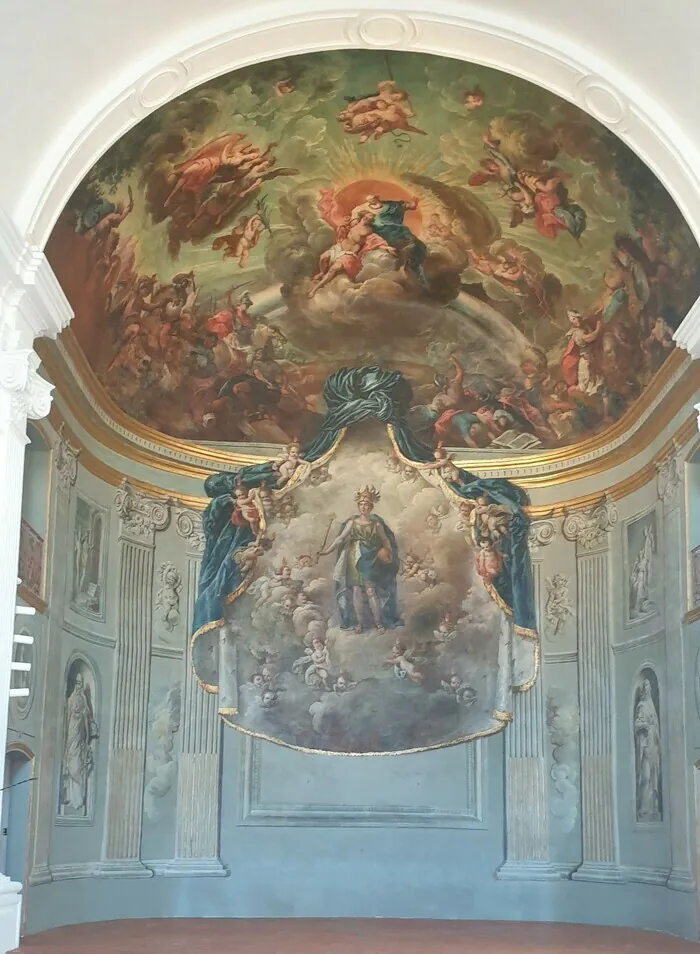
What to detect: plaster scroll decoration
<box><xmin>347</xmin><ymin>12</ymin><xmax>419</xmax><ymax>47</ymax></box>
<box><xmin>656</xmin><ymin>442</ymin><xmax>682</xmax><ymax>504</ymax></box>
<box><xmin>544</xmin><ymin>574</ymin><xmax>574</xmax><ymax>640</ymax></box>
<box><xmin>528</xmin><ymin>520</ymin><xmax>556</xmax><ymax>552</ymax></box>
<box><xmin>0</xmin><ymin>349</ymin><xmax>54</xmax><ymax>427</ymax></box>
<box><xmin>54</xmin><ymin>422</ymin><xmax>80</xmax><ymax>491</ymax></box>
<box><xmin>562</xmin><ymin>496</ymin><xmax>618</xmax><ymax>550</ymax></box>
<box><xmin>115</xmin><ymin>478</ymin><xmax>172</xmax><ymax>538</ymax></box>
<box><xmin>155</xmin><ymin>562</ymin><xmax>182</xmax><ymax>634</ymax></box>
<box><xmin>175</xmin><ymin>509</ymin><xmax>206</xmax><ymax>554</ymax></box>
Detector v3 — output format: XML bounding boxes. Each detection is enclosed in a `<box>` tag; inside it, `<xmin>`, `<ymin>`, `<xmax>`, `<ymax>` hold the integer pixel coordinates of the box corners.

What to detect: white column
<box><xmin>498</xmin><ymin>520</ymin><xmax>563</xmax><ymax>880</ymax></box>
<box><xmin>0</xmin><ymin>206</ymin><xmax>72</xmax><ymax>950</ymax></box>
<box><xmin>658</xmin><ymin>449</ymin><xmax>695</xmax><ymax>892</ymax></box>
<box><xmin>98</xmin><ymin>481</ymin><xmax>171</xmax><ymax>877</ymax></box>
<box><xmin>161</xmin><ymin>511</ymin><xmax>226</xmax><ymax>877</ymax></box>
<box><xmin>563</xmin><ymin>497</ymin><xmax>623</xmax><ymax>883</ymax></box>
<box><xmin>28</xmin><ymin>425</ymin><xmax>80</xmax><ymax>886</ymax></box>
<box><xmin>0</xmin><ymin>352</ymin><xmax>53</xmax><ymax>950</ymax></box>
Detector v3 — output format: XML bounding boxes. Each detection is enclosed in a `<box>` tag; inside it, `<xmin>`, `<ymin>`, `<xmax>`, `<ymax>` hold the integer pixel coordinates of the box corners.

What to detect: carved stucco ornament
<box><xmin>175</xmin><ymin>509</ymin><xmax>206</xmax><ymax>554</ymax></box>
<box><xmin>0</xmin><ymin>349</ymin><xmax>54</xmax><ymax>427</ymax></box>
<box><xmin>114</xmin><ymin>479</ymin><xmax>173</xmax><ymax>538</ymax></box>
<box><xmin>54</xmin><ymin>422</ymin><xmax>80</xmax><ymax>491</ymax></box>
<box><xmin>528</xmin><ymin>519</ymin><xmax>556</xmax><ymax>551</ymax></box>
<box><xmin>656</xmin><ymin>442</ymin><xmax>682</xmax><ymax>504</ymax></box>
<box><xmin>562</xmin><ymin>495</ymin><xmax>618</xmax><ymax>550</ymax></box>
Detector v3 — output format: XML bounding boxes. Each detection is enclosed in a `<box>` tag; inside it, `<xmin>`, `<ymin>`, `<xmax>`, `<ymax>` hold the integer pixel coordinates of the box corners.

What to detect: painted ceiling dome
<box><xmin>46</xmin><ymin>49</ymin><xmax>700</xmax><ymax>455</ymax></box>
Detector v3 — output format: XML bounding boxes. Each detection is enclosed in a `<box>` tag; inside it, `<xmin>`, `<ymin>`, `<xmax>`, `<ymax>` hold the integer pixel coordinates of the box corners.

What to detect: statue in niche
<box><xmin>59</xmin><ymin>659</ymin><xmax>98</xmax><ymax>818</ymax></box>
<box><xmin>633</xmin><ymin>668</ymin><xmax>662</xmax><ymax>823</ymax></box>
<box><xmin>155</xmin><ymin>562</ymin><xmax>182</xmax><ymax>634</ymax></box>
<box><xmin>71</xmin><ymin>497</ymin><xmax>106</xmax><ymax>617</ymax></box>
<box><xmin>627</xmin><ymin>515</ymin><xmax>657</xmax><ymax>621</ymax></box>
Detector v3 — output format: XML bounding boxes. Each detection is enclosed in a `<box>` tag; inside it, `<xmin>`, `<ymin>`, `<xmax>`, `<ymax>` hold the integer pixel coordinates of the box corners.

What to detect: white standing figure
<box><xmin>61</xmin><ymin>670</ymin><xmax>98</xmax><ymax>814</ymax></box>
<box><xmin>634</xmin><ymin>676</ymin><xmax>662</xmax><ymax>822</ymax></box>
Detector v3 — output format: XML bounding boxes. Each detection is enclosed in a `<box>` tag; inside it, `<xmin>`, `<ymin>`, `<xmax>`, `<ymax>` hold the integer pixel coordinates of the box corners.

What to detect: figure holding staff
<box><xmin>318</xmin><ymin>486</ymin><xmax>402</xmax><ymax>634</ymax></box>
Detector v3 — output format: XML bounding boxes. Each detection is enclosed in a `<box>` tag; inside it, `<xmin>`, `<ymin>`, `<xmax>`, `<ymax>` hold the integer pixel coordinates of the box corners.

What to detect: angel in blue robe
<box><xmin>357</xmin><ymin>194</ymin><xmax>429</xmax><ymax>288</ymax></box>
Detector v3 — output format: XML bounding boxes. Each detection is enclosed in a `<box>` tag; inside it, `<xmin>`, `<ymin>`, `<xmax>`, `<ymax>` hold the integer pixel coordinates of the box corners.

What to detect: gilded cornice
<box><xmin>36</xmin><ymin>331</ymin><xmax>699</xmax><ymax>490</ymax></box>
<box><xmin>50</xmin><ymin>406</ymin><xmax>698</xmax><ymax>518</ymax></box>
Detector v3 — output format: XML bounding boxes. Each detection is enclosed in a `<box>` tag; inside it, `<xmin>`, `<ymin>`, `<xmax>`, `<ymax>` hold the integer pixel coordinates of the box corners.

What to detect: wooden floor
<box><xmin>14</xmin><ymin>919</ymin><xmax>700</xmax><ymax>953</ymax></box>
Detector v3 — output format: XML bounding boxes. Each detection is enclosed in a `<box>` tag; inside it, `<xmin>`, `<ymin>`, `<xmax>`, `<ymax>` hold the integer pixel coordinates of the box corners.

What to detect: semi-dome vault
<box><xmin>46</xmin><ymin>49</ymin><xmax>700</xmax><ymax>454</ymax></box>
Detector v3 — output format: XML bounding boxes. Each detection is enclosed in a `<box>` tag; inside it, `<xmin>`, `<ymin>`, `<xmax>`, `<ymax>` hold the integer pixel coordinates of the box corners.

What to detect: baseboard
<box><xmin>27</xmin><ymin>865</ymin><xmax>52</xmax><ymax>887</ymax></box>
<box><xmin>571</xmin><ymin>862</ymin><xmax>626</xmax><ymax>883</ymax></box>
<box><xmin>667</xmin><ymin>867</ymin><xmax>696</xmax><ymax>893</ymax></box>
<box><xmin>93</xmin><ymin>860</ymin><xmax>154</xmax><ymax>879</ymax></box>
<box><xmin>496</xmin><ymin>860</ymin><xmax>576</xmax><ymax>881</ymax></box>
<box><xmin>145</xmin><ymin>858</ymin><xmax>229</xmax><ymax>878</ymax></box>
<box><xmin>48</xmin><ymin>863</ymin><xmax>99</xmax><ymax>882</ymax></box>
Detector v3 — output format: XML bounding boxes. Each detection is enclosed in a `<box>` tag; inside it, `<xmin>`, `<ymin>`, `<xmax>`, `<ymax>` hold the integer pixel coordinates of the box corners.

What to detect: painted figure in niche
<box><xmin>337</xmin><ymin>80</ymin><xmax>426</xmax><ymax>144</ymax></box>
<box><xmin>72</xmin><ymin>500</ymin><xmax>104</xmax><ymax>616</ymax></box>
<box><xmin>634</xmin><ymin>670</ymin><xmax>662</xmax><ymax>823</ymax></box>
<box><xmin>60</xmin><ymin>665</ymin><xmax>98</xmax><ymax>816</ymax></box>
<box><xmin>318</xmin><ymin>485</ymin><xmax>401</xmax><ymax>634</ymax></box>
<box><xmin>629</xmin><ymin>524</ymin><xmax>656</xmax><ymax>618</ymax></box>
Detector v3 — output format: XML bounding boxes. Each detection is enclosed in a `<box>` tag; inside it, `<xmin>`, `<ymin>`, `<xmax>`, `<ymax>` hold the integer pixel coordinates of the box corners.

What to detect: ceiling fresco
<box><xmin>46</xmin><ymin>50</ymin><xmax>700</xmax><ymax>452</ymax></box>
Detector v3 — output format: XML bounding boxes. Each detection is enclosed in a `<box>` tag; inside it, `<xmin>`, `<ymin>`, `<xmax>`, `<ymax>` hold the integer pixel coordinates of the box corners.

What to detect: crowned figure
<box><xmin>318</xmin><ymin>485</ymin><xmax>402</xmax><ymax>634</ymax></box>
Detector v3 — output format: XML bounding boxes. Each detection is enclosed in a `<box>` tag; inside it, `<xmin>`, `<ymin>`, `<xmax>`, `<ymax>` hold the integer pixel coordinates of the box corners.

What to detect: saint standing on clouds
<box><xmin>318</xmin><ymin>486</ymin><xmax>402</xmax><ymax>634</ymax></box>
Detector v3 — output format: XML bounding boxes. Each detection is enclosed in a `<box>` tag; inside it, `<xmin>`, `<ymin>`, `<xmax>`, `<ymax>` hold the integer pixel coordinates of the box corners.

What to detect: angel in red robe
<box><xmin>164</xmin><ymin>134</ymin><xmax>261</xmax><ymax>209</ymax></box>
<box><xmin>308</xmin><ymin>189</ymin><xmax>394</xmax><ymax>297</ymax></box>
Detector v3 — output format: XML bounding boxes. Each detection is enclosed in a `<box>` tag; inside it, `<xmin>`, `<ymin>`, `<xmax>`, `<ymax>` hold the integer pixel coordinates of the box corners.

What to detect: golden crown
<box><xmin>354</xmin><ymin>485</ymin><xmax>381</xmax><ymax>505</ymax></box>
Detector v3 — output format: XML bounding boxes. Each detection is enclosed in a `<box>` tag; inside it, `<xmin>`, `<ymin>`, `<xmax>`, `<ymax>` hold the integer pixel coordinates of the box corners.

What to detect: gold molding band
<box><xmin>36</xmin><ymin>331</ymin><xmax>697</xmax><ymax>485</ymax></box>
<box><xmin>48</xmin><ymin>407</ymin><xmax>698</xmax><ymax>517</ymax></box>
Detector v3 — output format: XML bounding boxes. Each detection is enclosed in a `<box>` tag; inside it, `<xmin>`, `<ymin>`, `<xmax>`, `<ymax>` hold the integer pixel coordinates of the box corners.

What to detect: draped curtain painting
<box><xmin>191</xmin><ymin>368</ymin><xmax>537</xmax><ymax>754</ymax></box>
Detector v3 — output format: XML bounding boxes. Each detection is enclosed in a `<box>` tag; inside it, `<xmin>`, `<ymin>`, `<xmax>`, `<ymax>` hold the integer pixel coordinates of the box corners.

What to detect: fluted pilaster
<box><xmin>564</xmin><ymin>498</ymin><xmax>622</xmax><ymax>882</ymax></box>
<box><xmin>658</xmin><ymin>450</ymin><xmax>694</xmax><ymax>892</ymax></box>
<box><xmin>99</xmin><ymin>482</ymin><xmax>170</xmax><ymax>877</ymax></box>
<box><xmin>169</xmin><ymin>511</ymin><xmax>226</xmax><ymax>877</ymax></box>
<box><xmin>498</xmin><ymin>523</ymin><xmax>561</xmax><ymax>880</ymax></box>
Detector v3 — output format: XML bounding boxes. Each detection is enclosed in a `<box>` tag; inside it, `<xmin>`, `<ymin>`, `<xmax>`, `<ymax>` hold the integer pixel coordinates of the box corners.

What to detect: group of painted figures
<box><xmin>70</xmin><ymin>70</ymin><xmax>688</xmax><ymax>448</ymax></box>
<box><xmin>204</xmin><ymin>433</ymin><xmax>521</xmax><ymax>719</ymax></box>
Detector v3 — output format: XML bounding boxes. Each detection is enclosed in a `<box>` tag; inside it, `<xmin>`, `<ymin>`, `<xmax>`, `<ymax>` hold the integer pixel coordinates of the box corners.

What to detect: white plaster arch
<box><xmin>18</xmin><ymin>0</ymin><xmax>700</xmax><ymax>259</ymax></box>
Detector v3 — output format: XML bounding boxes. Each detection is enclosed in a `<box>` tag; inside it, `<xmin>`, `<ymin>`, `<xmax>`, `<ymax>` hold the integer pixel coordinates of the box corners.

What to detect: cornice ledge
<box><xmin>0</xmin><ymin>206</ymin><xmax>72</xmax><ymax>348</ymax></box>
<box><xmin>674</xmin><ymin>293</ymin><xmax>700</xmax><ymax>359</ymax></box>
